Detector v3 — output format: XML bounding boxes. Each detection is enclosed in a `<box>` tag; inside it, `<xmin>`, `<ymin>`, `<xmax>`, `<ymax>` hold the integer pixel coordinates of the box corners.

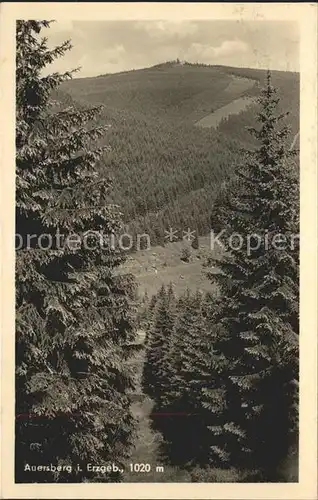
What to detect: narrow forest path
<box><xmin>124</xmin><ymin>346</ymin><xmax>191</xmax><ymax>482</ymax></box>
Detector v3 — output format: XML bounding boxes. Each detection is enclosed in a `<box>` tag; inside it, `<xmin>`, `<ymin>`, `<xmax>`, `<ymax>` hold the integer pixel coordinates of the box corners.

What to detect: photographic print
<box><xmin>0</xmin><ymin>2</ymin><xmax>317</xmax><ymax>499</ymax></box>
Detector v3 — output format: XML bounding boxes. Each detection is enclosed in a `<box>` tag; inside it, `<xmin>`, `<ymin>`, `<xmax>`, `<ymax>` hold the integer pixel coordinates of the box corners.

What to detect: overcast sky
<box><xmin>43</xmin><ymin>20</ymin><xmax>299</xmax><ymax>78</ymax></box>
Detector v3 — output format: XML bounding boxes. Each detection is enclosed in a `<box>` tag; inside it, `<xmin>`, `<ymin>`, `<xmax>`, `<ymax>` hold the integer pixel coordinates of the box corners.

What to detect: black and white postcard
<box><xmin>0</xmin><ymin>2</ymin><xmax>317</xmax><ymax>499</ymax></box>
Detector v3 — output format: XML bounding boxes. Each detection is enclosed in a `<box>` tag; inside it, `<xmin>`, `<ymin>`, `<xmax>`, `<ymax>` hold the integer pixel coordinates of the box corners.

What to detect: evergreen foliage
<box><xmin>154</xmin><ymin>290</ymin><xmax>210</xmax><ymax>466</ymax></box>
<box><xmin>142</xmin><ymin>284</ymin><xmax>176</xmax><ymax>403</ymax></box>
<box><xmin>204</xmin><ymin>71</ymin><xmax>299</xmax><ymax>479</ymax></box>
<box><xmin>16</xmin><ymin>22</ymin><xmax>300</xmax><ymax>483</ymax></box>
<box><xmin>191</xmin><ymin>232</ymin><xmax>199</xmax><ymax>250</ymax></box>
<box><xmin>52</xmin><ymin>63</ymin><xmax>299</xmax><ymax>249</ymax></box>
<box><xmin>15</xmin><ymin>20</ymin><xmax>137</xmax><ymax>483</ymax></box>
<box><xmin>180</xmin><ymin>246</ymin><xmax>191</xmax><ymax>263</ymax></box>
<box><xmin>55</xmin><ymin>86</ymin><xmax>241</xmax><ymax>248</ymax></box>
<box><xmin>145</xmin><ymin>289</ymin><xmax>219</xmax><ymax>468</ymax></box>
<box><xmin>140</xmin><ymin>73</ymin><xmax>299</xmax><ymax>482</ymax></box>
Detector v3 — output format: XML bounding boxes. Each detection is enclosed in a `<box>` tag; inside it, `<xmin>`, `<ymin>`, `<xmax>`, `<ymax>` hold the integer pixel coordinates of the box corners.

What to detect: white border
<box><xmin>1</xmin><ymin>3</ymin><xmax>317</xmax><ymax>499</ymax></box>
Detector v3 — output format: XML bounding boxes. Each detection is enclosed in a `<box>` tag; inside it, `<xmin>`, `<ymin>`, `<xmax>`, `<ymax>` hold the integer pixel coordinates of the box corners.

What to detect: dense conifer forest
<box><xmin>15</xmin><ymin>21</ymin><xmax>299</xmax><ymax>483</ymax></box>
<box><xmin>16</xmin><ymin>20</ymin><xmax>139</xmax><ymax>483</ymax></box>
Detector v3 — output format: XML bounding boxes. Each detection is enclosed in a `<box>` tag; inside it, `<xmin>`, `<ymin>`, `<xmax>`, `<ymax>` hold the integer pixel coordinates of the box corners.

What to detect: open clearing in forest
<box><xmin>195</xmin><ymin>96</ymin><xmax>257</xmax><ymax>129</ymax></box>
<box><xmin>121</xmin><ymin>235</ymin><xmax>221</xmax><ymax>297</ymax></box>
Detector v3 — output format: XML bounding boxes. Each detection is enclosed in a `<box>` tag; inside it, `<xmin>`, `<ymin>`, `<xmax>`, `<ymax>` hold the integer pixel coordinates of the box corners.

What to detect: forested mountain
<box><xmin>57</xmin><ymin>62</ymin><xmax>299</xmax><ymax>246</ymax></box>
<box><xmin>15</xmin><ymin>18</ymin><xmax>300</xmax><ymax>485</ymax></box>
<box><xmin>60</xmin><ymin>62</ymin><xmax>299</xmax><ymax>130</ymax></box>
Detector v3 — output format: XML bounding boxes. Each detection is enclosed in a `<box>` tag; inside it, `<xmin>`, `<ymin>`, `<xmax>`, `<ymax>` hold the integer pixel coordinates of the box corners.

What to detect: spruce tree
<box><xmin>142</xmin><ymin>292</ymin><xmax>158</xmax><ymax>347</ymax></box>
<box><xmin>16</xmin><ymin>20</ymin><xmax>137</xmax><ymax>483</ymax></box>
<box><xmin>142</xmin><ymin>284</ymin><xmax>176</xmax><ymax>404</ymax></box>
<box><xmin>157</xmin><ymin>282</ymin><xmax>177</xmax><ymax>406</ymax></box>
<box><xmin>205</xmin><ymin>71</ymin><xmax>299</xmax><ymax>479</ymax></box>
<box><xmin>148</xmin><ymin>292</ymin><xmax>158</xmax><ymax>317</ymax></box>
<box><xmin>156</xmin><ymin>290</ymin><xmax>220</xmax><ymax>467</ymax></box>
<box><xmin>142</xmin><ymin>285</ymin><xmax>166</xmax><ymax>400</ymax></box>
<box><xmin>136</xmin><ymin>290</ymin><xmax>149</xmax><ymax>330</ymax></box>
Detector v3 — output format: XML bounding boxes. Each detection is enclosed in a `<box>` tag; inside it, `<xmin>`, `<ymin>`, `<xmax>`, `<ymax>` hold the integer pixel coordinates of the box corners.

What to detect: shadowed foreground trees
<box><xmin>204</xmin><ymin>72</ymin><xmax>299</xmax><ymax>479</ymax></box>
<box><xmin>15</xmin><ymin>20</ymin><xmax>137</xmax><ymax>483</ymax></box>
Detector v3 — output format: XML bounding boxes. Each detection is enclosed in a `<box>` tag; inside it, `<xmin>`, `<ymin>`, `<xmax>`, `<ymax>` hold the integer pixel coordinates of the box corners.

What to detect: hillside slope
<box><xmin>61</xmin><ymin>62</ymin><xmax>299</xmax><ymax>130</ymax></box>
<box><xmin>59</xmin><ymin>63</ymin><xmax>299</xmax><ymax>247</ymax></box>
<box><xmin>61</xmin><ymin>64</ymin><xmax>249</xmax><ymax>125</ymax></box>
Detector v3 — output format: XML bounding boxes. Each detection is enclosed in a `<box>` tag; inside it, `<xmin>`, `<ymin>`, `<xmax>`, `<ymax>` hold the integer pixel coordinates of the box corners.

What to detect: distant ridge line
<box><xmin>90</xmin><ymin>61</ymin><xmax>299</xmax><ymax>80</ymax></box>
